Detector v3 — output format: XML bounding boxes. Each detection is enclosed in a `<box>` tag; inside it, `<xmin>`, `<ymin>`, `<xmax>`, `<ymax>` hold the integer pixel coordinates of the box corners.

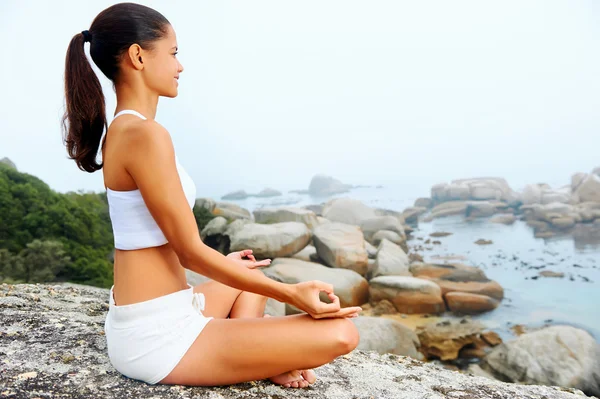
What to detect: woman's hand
<box><xmin>290</xmin><ymin>280</ymin><xmax>362</xmax><ymax>319</ymax></box>
<box><xmin>226</xmin><ymin>249</ymin><xmax>271</xmax><ymax>269</ymax></box>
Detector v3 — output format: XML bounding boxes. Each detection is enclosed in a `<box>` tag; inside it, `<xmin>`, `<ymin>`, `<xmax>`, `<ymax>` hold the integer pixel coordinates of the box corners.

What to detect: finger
<box><xmin>313</xmin><ymin>280</ymin><xmax>334</xmax><ymax>294</ymax></box>
<box><xmin>247</xmin><ymin>260</ymin><xmax>271</xmax><ymax>269</ymax></box>
<box><xmin>314</xmin><ymin>306</ymin><xmax>362</xmax><ymax>319</ymax></box>
<box><xmin>247</xmin><ymin>254</ymin><xmax>256</xmax><ymax>261</ymax></box>
<box><xmin>316</xmin><ymin>294</ymin><xmax>340</xmax><ymax>314</ymax></box>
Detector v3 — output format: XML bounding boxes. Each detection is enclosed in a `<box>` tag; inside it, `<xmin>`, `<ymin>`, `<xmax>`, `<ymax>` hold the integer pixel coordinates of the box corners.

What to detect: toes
<box><xmin>302</xmin><ymin>369</ymin><xmax>317</xmax><ymax>384</ymax></box>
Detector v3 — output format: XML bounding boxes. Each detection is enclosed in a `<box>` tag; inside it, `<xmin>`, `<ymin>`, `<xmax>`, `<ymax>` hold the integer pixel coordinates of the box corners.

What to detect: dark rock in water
<box><xmin>1</xmin><ymin>284</ymin><xmax>589</xmax><ymax>399</ymax></box>
<box><xmin>430</xmin><ymin>231</ymin><xmax>453</xmax><ymax>238</ymax></box>
<box><xmin>308</xmin><ymin>174</ymin><xmax>352</xmax><ymax>197</ymax></box>
<box><xmin>255</xmin><ymin>188</ymin><xmax>282</xmax><ymax>198</ymax></box>
<box><xmin>221</xmin><ymin>190</ymin><xmax>249</xmax><ymax>200</ymax></box>
<box><xmin>474</xmin><ymin>239</ymin><xmax>493</xmax><ymax>245</ymax></box>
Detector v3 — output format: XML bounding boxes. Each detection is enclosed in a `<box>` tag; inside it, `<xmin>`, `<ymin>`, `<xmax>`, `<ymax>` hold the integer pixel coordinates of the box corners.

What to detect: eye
<box><xmin>173</xmin><ymin>51</ymin><xmax>178</xmax><ymax>56</ymax></box>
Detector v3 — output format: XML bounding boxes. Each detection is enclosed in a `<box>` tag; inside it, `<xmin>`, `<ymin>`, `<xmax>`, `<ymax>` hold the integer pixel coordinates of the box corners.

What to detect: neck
<box><xmin>114</xmin><ymin>79</ymin><xmax>159</xmax><ymax>120</ymax></box>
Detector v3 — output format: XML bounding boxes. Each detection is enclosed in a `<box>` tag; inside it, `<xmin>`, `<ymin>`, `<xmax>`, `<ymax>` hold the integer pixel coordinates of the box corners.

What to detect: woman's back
<box><xmin>102</xmin><ymin>111</ymin><xmax>189</xmax><ymax>306</ymax></box>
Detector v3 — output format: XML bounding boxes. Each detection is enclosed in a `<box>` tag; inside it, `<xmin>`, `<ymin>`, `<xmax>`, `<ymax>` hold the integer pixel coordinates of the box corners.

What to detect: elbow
<box><xmin>174</xmin><ymin>236</ymin><xmax>207</xmax><ymax>272</ymax></box>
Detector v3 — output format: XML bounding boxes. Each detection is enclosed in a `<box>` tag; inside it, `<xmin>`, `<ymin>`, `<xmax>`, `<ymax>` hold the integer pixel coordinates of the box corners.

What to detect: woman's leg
<box><xmin>159</xmin><ymin>314</ymin><xmax>359</xmax><ymax>387</ymax></box>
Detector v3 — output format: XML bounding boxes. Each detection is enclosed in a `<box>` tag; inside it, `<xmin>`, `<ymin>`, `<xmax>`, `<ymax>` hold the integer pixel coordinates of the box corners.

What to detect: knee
<box><xmin>332</xmin><ymin>319</ymin><xmax>360</xmax><ymax>354</ymax></box>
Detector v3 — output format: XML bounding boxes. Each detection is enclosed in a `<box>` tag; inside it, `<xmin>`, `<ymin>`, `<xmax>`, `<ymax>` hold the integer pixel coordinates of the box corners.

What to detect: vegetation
<box><xmin>0</xmin><ymin>161</ymin><xmax>214</xmax><ymax>288</ymax></box>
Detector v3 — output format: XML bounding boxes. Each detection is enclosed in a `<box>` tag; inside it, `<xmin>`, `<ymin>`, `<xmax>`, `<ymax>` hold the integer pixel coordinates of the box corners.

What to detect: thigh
<box><xmin>192</xmin><ymin>280</ymin><xmax>241</xmax><ymax>319</ymax></box>
<box><xmin>160</xmin><ymin>314</ymin><xmax>359</xmax><ymax>386</ymax></box>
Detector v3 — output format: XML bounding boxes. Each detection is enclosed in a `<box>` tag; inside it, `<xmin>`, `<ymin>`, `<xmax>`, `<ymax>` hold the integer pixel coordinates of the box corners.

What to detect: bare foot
<box><xmin>263</xmin><ymin>314</ymin><xmax>317</xmax><ymax>388</ymax></box>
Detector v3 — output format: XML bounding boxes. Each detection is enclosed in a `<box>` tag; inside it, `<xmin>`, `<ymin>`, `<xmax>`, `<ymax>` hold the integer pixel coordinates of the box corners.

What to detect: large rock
<box><xmin>444</xmin><ymin>292</ymin><xmax>499</xmax><ymax>314</ymax></box>
<box><xmin>289</xmin><ymin>245</ymin><xmax>317</xmax><ymax>262</ymax></box>
<box><xmin>255</xmin><ymin>188</ymin><xmax>282</xmax><ymax>198</ymax></box>
<box><xmin>417</xmin><ymin>319</ymin><xmax>486</xmax><ymax>361</ymax></box>
<box><xmin>221</xmin><ymin>190</ymin><xmax>249</xmax><ymax>200</ymax></box>
<box><xmin>369</xmin><ymin>239</ymin><xmax>410</xmax><ymax>279</ymax></box>
<box><xmin>213</xmin><ymin>202</ymin><xmax>253</xmax><ymax>220</ymax></box>
<box><xmin>414</xmin><ymin>197</ymin><xmax>433</xmax><ymax>209</ymax></box>
<box><xmin>410</xmin><ymin>263</ymin><xmax>487</xmax><ymax>282</ymax></box>
<box><xmin>402</xmin><ymin>206</ymin><xmax>428</xmax><ymax>224</ymax></box>
<box><xmin>428</xmin><ymin>201</ymin><xmax>469</xmax><ymax>220</ymax></box>
<box><xmin>253</xmin><ymin>207</ymin><xmax>319</xmax><ymax>230</ymax></box>
<box><xmin>489</xmin><ymin>214</ymin><xmax>517</xmax><ymax>224</ymax></box>
<box><xmin>195</xmin><ymin>197</ymin><xmax>216</xmax><ymax>213</ymax></box>
<box><xmin>229</xmin><ymin>222</ymin><xmax>311</xmax><ymax>258</ymax></box>
<box><xmin>373</xmin><ymin>208</ymin><xmax>406</xmax><ymax>224</ymax></box>
<box><xmin>352</xmin><ymin>316</ymin><xmax>420</xmax><ymax>358</ymax></box>
<box><xmin>313</xmin><ymin>222</ymin><xmax>369</xmax><ymax>276</ymax></box>
<box><xmin>574</xmin><ymin>174</ymin><xmax>600</xmax><ymax>203</ymax></box>
<box><xmin>432</xmin><ymin>178</ymin><xmax>517</xmax><ymax>203</ymax></box>
<box><xmin>0</xmin><ymin>284</ymin><xmax>587</xmax><ymax>399</ymax></box>
<box><xmin>262</xmin><ymin>258</ymin><xmax>369</xmax><ymax>308</ymax></box>
<box><xmin>308</xmin><ymin>174</ymin><xmax>351</xmax><ymax>197</ymax></box>
<box><xmin>484</xmin><ymin>325</ymin><xmax>600</xmax><ymax>397</ymax></box>
<box><xmin>369</xmin><ymin>276</ymin><xmax>446</xmax><ymax>314</ymax></box>
<box><xmin>360</xmin><ymin>215</ymin><xmax>405</xmax><ymax>242</ymax></box>
<box><xmin>200</xmin><ymin>216</ymin><xmax>228</xmax><ymax>240</ymax></box>
<box><xmin>321</xmin><ymin>198</ymin><xmax>377</xmax><ymax>226</ymax></box>
<box><xmin>433</xmin><ymin>278</ymin><xmax>504</xmax><ymax>301</ymax></box>
<box><xmin>371</xmin><ymin>230</ymin><xmax>406</xmax><ymax>248</ymax></box>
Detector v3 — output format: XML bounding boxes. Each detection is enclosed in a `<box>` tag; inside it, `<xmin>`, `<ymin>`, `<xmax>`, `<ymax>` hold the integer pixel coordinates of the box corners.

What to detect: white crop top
<box><xmin>105</xmin><ymin>110</ymin><xmax>197</xmax><ymax>250</ymax></box>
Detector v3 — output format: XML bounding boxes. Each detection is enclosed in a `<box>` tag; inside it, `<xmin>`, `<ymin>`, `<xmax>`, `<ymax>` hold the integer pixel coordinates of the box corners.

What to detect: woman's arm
<box><xmin>122</xmin><ymin>120</ymin><xmax>295</xmax><ymax>304</ymax></box>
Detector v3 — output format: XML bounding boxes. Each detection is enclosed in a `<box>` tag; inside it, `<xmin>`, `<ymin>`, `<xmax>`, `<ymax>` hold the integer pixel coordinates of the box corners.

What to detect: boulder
<box><xmin>373</xmin><ymin>208</ymin><xmax>406</xmax><ymax>224</ymax></box>
<box><xmin>489</xmin><ymin>214</ymin><xmax>517</xmax><ymax>224</ymax></box>
<box><xmin>360</xmin><ymin>216</ymin><xmax>405</xmax><ymax>242</ymax></box>
<box><xmin>484</xmin><ymin>325</ymin><xmax>600</xmax><ymax>397</ymax></box>
<box><xmin>444</xmin><ymin>292</ymin><xmax>499</xmax><ymax>314</ymax></box>
<box><xmin>289</xmin><ymin>245</ymin><xmax>317</xmax><ymax>262</ymax></box>
<box><xmin>263</xmin><ymin>258</ymin><xmax>369</xmax><ymax>308</ymax></box>
<box><xmin>195</xmin><ymin>197</ymin><xmax>216</xmax><ymax>212</ymax></box>
<box><xmin>369</xmin><ymin>276</ymin><xmax>446</xmax><ymax>314</ymax></box>
<box><xmin>253</xmin><ymin>207</ymin><xmax>319</xmax><ymax>230</ymax></box>
<box><xmin>414</xmin><ymin>197</ymin><xmax>433</xmax><ymax>209</ymax></box>
<box><xmin>221</xmin><ymin>190</ymin><xmax>249</xmax><ymax>200</ymax></box>
<box><xmin>213</xmin><ymin>202</ymin><xmax>253</xmax><ymax>220</ymax></box>
<box><xmin>321</xmin><ymin>198</ymin><xmax>377</xmax><ymax>226</ymax></box>
<box><xmin>433</xmin><ymin>278</ymin><xmax>504</xmax><ymax>301</ymax></box>
<box><xmin>229</xmin><ymin>222</ymin><xmax>311</xmax><ymax>258</ymax></box>
<box><xmin>369</xmin><ymin>239</ymin><xmax>410</xmax><ymax>279</ymax></box>
<box><xmin>428</xmin><ymin>201</ymin><xmax>469</xmax><ymax>220</ymax></box>
<box><xmin>574</xmin><ymin>174</ymin><xmax>600</xmax><ymax>203</ymax></box>
<box><xmin>371</xmin><ymin>230</ymin><xmax>406</xmax><ymax>248</ymax></box>
<box><xmin>410</xmin><ymin>263</ymin><xmax>487</xmax><ymax>282</ymax></box>
<box><xmin>255</xmin><ymin>188</ymin><xmax>282</xmax><ymax>198</ymax></box>
<box><xmin>1</xmin><ymin>283</ymin><xmax>585</xmax><ymax>399</ymax></box>
<box><xmin>200</xmin><ymin>216</ymin><xmax>228</xmax><ymax>240</ymax></box>
<box><xmin>313</xmin><ymin>222</ymin><xmax>369</xmax><ymax>275</ymax></box>
<box><xmin>402</xmin><ymin>206</ymin><xmax>428</xmax><ymax>224</ymax></box>
<box><xmin>417</xmin><ymin>319</ymin><xmax>486</xmax><ymax>361</ymax></box>
<box><xmin>352</xmin><ymin>316</ymin><xmax>420</xmax><ymax>358</ymax></box>
<box><xmin>308</xmin><ymin>174</ymin><xmax>351</xmax><ymax>197</ymax></box>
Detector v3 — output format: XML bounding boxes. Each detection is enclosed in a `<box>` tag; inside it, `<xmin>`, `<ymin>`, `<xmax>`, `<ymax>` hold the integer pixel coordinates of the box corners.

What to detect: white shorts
<box><xmin>104</xmin><ymin>283</ymin><xmax>213</xmax><ymax>384</ymax></box>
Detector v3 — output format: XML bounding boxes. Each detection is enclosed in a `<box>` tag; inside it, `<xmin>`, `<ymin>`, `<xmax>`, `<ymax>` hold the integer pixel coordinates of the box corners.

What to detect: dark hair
<box><xmin>62</xmin><ymin>2</ymin><xmax>170</xmax><ymax>172</ymax></box>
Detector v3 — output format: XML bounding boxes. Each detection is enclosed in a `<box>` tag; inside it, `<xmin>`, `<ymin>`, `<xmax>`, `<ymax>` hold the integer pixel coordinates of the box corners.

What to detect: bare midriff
<box><xmin>111</xmin><ymin>243</ymin><xmax>189</xmax><ymax>306</ymax></box>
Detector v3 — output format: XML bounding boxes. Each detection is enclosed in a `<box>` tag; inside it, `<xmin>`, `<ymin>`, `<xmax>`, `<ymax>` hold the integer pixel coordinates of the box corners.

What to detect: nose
<box><xmin>178</xmin><ymin>60</ymin><xmax>184</xmax><ymax>73</ymax></box>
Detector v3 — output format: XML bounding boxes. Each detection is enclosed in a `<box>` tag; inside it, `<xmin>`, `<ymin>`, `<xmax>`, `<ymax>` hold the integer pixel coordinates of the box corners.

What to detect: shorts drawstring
<box><xmin>191</xmin><ymin>292</ymin><xmax>206</xmax><ymax>314</ymax></box>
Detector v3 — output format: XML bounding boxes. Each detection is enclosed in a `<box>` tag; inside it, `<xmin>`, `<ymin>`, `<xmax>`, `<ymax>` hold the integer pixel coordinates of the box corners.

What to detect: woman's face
<box><xmin>143</xmin><ymin>24</ymin><xmax>184</xmax><ymax>98</ymax></box>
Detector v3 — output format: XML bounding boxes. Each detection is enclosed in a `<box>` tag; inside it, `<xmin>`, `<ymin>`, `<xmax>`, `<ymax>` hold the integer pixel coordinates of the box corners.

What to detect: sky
<box><xmin>1</xmin><ymin>0</ymin><xmax>599</xmax><ymax>200</ymax></box>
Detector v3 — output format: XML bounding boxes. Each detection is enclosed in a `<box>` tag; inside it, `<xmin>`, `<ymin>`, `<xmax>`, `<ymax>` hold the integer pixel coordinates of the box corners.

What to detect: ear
<box><xmin>127</xmin><ymin>44</ymin><xmax>145</xmax><ymax>71</ymax></box>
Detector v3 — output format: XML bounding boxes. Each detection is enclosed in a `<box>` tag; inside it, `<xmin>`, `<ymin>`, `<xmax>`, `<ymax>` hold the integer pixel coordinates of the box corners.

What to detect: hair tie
<box><xmin>82</xmin><ymin>30</ymin><xmax>92</xmax><ymax>43</ymax></box>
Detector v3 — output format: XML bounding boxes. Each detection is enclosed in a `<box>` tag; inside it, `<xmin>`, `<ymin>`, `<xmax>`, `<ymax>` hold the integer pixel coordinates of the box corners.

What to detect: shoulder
<box><xmin>121</xmin><ymin>119</ymin><xmax>175</xmax><ymax>164</ymax></box>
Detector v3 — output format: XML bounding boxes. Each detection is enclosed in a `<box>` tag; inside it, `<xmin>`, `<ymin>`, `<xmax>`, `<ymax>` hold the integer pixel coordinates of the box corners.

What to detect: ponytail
<box><xmin>62</xmin><ymin>31</ymin><xmax>107</xmax><ymax>173</ymax></box>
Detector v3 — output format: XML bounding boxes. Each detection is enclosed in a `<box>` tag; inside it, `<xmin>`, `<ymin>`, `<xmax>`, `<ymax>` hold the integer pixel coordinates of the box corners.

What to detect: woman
<box><xmin>62</xmin><ymin>2</ymin><xmax>361</xmax><ymax>389</ymax></box>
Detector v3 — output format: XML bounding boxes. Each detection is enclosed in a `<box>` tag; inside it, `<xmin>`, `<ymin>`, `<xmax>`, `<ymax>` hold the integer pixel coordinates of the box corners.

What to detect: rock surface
<box><xmin>229</xmin><ymin>222</ymin><xmax>311</xmax><ymax>258</ymax></box>
<box><xmin>313</xmin><ymin>222</ymin><xmax>369</xmax><ymax>275</ymax></box>
<box><xmin>484</xmin><ymin>325</ymin><xmax>600</xmax><ymax>397</ymax></box>
<box><xmin>0</xmin><ymin>283</ymin><xmax>593</xmax><ymax>399</ymax></box>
